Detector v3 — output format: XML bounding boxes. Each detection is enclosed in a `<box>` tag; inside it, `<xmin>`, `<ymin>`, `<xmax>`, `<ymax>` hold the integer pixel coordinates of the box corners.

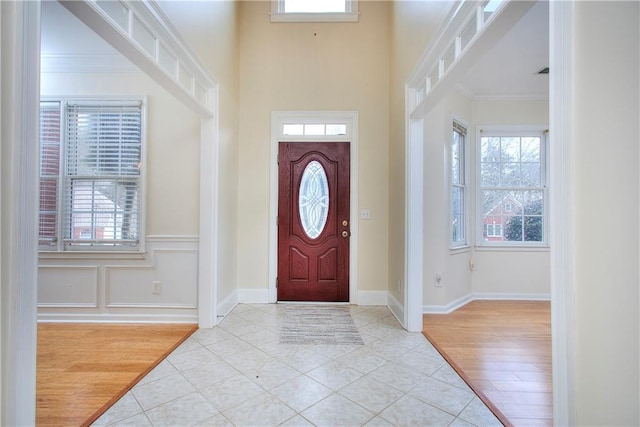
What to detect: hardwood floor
<box><xmin>423</xmin><ymin>300</ymin><xmax>552</xmax><ymax>427</ymax></box>
<box><xmin>37</xmin><ymin>323</ymin><xmax>197</xmax><ymax>426</ymax></box>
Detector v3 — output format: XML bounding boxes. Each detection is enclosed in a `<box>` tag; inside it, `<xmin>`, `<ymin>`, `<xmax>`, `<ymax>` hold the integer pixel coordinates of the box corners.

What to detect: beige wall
<box><xmin>237</xmin><ymin>1</ymin><xmax>390</xmax><ymax>296</ymax></box>
<box><xmin>388</xmin><ymin>0</ymin><xmax>452</xmax><ymax>305</ymax></box>
<box><xmin>159</xmin><ymin>1</ymin><xmax>240</xmax><ymax>305</ymax></box>
<box><xmin>572</xmin><ymin>2</ymin><xmax>639</xmax><ymax>423</ymax></box>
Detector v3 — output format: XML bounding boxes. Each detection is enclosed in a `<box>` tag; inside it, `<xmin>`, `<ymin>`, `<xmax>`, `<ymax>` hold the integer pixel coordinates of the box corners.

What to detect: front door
<box><xmin>277</xmin><ymin>142</ymin><xmax>350</xmax><ymax>302</ymax></box>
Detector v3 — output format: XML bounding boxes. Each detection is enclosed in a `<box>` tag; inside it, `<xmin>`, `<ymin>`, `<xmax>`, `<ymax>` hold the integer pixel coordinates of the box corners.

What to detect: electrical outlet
<box><xmin>435</xmin><ymin>273</ymin><xmax>443</xmax><ymax>287</ymax></box>
<box><xmin>152</xmin><ymin>281</ymin><xmax>162</xmax><ymax>295</ymax></box>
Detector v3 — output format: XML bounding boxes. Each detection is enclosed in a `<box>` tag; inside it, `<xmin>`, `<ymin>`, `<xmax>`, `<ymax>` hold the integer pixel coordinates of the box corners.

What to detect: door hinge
<box><xmin>276</xmin><ymin>277</ymin><xmax>278</xmax><ymax>288</ymax></box>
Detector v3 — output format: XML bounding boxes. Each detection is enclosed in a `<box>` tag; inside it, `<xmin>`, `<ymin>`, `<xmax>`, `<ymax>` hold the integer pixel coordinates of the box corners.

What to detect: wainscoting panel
<box><xmin>38</xmin><ymin>236</ymin><xmax>199</xmax><ymax>322</ymax></box>
<box><xmin>38</xmin><ymin>265</ymin><xmax>98</xmax><ymax>308</ymax></box>
<box><xmin>105</xmin><ymin>249</ymin><xmax>198</xmax><ymax>308</ymax></box>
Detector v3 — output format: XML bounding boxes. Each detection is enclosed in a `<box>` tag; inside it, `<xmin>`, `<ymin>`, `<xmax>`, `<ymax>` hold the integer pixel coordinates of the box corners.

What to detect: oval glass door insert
<box><xmin>299</xmin><ymin>160</ymin><xmax>329</xmax><ymax>239</ymax></box>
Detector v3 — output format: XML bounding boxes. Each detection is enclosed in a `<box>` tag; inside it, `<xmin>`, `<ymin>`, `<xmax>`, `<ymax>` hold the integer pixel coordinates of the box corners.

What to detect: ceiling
<box><xmin>459</xmin><ymin>1</ymin><xmax>549</xmax><ymax>99</ymax></box>
<box><xmin>41</xmin><ymin>0</ymin><xmax>549</xmax><ymax>99</ymax></box>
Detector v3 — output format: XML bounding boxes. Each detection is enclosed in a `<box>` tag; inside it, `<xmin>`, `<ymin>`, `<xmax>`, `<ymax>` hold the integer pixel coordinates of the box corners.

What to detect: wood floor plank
<box><xmin>36</xmin><ymin>323</ymin><xmax>197</xmax><ymax>427</ymax></box>
<box><xmin>423</xmin><ymin>300</ymin><xmax>552</xmax><ymax>427</ymax></box>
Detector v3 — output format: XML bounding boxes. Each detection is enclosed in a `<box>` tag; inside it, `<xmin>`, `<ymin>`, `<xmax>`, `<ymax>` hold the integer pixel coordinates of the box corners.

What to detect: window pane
<box><xmin>501</xmin><ymin>137</ymin><xmax>520</xmax><ymax>162</ymax></box>
<box><xmin>479</xmin><ymin>132</ymin><xmax>546</xmax><ymax>245</ymax></box>
<box><xmin>452</xmin><ymin>186</ymin><xmax>464</xmax><ymax>243</ymax></box>
<box><xmin>451</xmin><ymin>131</ymin><xmax>461</xmax><ymax>185</ymax></box>
<box><xmin>481</xmin><ymin>162</ymin><xmax>500</xmax><ymax>187</ymax></box>
<box><xmin>283</xmin><ymin>124</ymin><xmax>304</xmax><ymax>135</ymax></box>
<box><xmin>481</xmin><ymin>137</ymin><xmax>500</xmax><ymax>162</ymax></box>
<box><xmin>65</xmin><ymin>103</ymin><xmax>142</xmax><ymax>247</ymax></box>
<box><xmin>66</xmin><ymin>179</ymin><xmax>139</xmax><ymax>243</ymax></box>
<box><xmin>304</xmin><ymin>124</ymin><xmax>325</xmax><ymax>136</ymax></box>
<box><xmin>284</xmin><ymin>0</ymin><xmax>346</xmax><ymax>13</ymax></box>
<box><xmin>521</xmin><ymin>137</ymin><xmax>541</xmax><ymax>162</ymax></box>
<box><xmin>299</xmin><ymin>161</ymin><xmax>329</xmax><ymax>239</ymax></box>
<box><xmin>500</xmin><ymin>162</ymin><xmax>520</xmax><ymax>187</ymax></box>
<box><xmin>326</xmin><ymin>124</ymin><xmax>347</xmax><ymax>136</ymax></box>
<box><xmin>522</xmin><ymin>162</ymin><xmax>541</xmax><ymax>186</ymax></box>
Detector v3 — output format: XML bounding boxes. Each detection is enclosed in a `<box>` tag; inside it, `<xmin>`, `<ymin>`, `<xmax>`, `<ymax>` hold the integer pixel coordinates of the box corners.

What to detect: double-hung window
<box><xmin>478</xmin><ymin>128</ymin><xmax>547</xmax><ymax>245</ymax></box>
<box><xmin>451</xmin><ymin>120</ymin><xmax>467</xmax><ymax>247</ymax></box>
<box><xmin>39</xmin><ymin>99</ymin><xmax>145</xmax><ymax>251</ymax></box>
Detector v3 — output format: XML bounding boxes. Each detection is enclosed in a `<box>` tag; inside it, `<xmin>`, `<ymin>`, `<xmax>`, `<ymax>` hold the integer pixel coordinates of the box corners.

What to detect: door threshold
<box><xmin>276</xmin><ymin>301</ymin><xmax>351</xmax><ymax>305</ymax></box>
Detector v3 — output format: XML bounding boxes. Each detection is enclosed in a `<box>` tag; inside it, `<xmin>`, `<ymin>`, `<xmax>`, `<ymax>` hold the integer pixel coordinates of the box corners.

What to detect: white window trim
<box><xmin>475</xmin><ymin>125</ymin><xmax>549</xmax><ymax>247</ymax></box>
<box><xmin>450</xmin><ymin>117</ymin><xmax>469</xmax><ymax>249</ymax></box>
<box><xmin>270</xmin><ymin>0</ymin><xmax>359</xmax><ymax>22</ymax></box>
<box><xmin>39</xmin><ymin>96</ymin><xmax>147</xmax><ymax>253</ymax></box>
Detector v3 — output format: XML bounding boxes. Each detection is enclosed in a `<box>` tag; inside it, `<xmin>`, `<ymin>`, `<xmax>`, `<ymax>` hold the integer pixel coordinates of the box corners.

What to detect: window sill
<box><xmin>474</xmin><ymin>245</ymin><xmax>550</xmax><ymax>253</ymax></box>
<box><xmin>449</xmin><ymin>245</ymin><xmax>471</xmax><ymax>255</ymax></box>
<box><xmin>39</xmin><ymin>250</ymin><xmax>147</xmax><ymax>260</ymax></box>
<box><xmin>270</xmin><ymin>12</ymin><xmax>359</xmax><ymax>23</ymax></box>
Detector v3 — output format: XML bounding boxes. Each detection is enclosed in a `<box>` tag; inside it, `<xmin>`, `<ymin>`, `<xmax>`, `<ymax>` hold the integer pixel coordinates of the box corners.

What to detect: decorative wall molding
<box><xmin>38</xmin><ymin>265</ymin><xmax>98</xmax><ymax>308</ymax></box>
<box><xmin>37</xmin><ymin>312</ymin><xmax>198</xmax><ymax>324</ymax></box>
<box><xmin>38</xmin><ymin>236</ymin><xmax>199</xmax><ymax>322</ymax></box>
<box><xmin>59</xmin><ymin>0</ymin><xmax>217</xmax><ymax>116</ymax></box>
<box><xmin>423</xmin><ymin>292</ymin><xmax>551</xmax><ymax>314</ymax></box>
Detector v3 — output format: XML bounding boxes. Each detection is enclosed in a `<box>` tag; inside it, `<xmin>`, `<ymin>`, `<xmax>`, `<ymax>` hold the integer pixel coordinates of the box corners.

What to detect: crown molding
<box><xmin>41</xmin><ymin>53</ymin><xmax>140</xmax><ymax>73</ymax></box>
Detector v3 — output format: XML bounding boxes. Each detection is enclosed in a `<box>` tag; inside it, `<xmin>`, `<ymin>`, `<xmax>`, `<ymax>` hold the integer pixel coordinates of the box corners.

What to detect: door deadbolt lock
<box><xmin>342</xmin><ymin>220</ymin><xmax>349</xmax><ymax>226</ymax></box>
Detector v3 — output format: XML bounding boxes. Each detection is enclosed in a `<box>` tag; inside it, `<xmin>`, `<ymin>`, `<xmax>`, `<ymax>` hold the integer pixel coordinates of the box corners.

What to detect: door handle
<box><xmin>341</xmin><ymin>230</ymin><xmax>350</xmax><ymax>238</ymax></box>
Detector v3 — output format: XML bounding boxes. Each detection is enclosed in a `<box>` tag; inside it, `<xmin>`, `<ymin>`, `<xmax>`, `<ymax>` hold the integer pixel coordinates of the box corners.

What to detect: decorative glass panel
<box><xmin>299</xmin><ymin>161</ymin><xmax>329</xmax><ymax>239</ymax></box>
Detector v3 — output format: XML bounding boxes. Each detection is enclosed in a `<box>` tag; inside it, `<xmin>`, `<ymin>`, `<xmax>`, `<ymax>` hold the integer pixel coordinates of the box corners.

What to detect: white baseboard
<box><xmin>357</xmin><ymin>290</ymin><xmax>388</xmax><ymax>306</ymax></box>
<box><xmin>387</xmin><ymin>291</ymin><xmax>405</xmax><ymax>328</ymax></box>
<box><xmin>237</xmin><ymin>288</ymin><xmax>270</xmax><ymax>304</ymax></box>
<box><xmin>423</xmin><ymin>292</ymin><xmax>551</xmax><ymax>314</ymax></box>
<box><xmin>37</xmin><ymin>312</ymin><xmax>198</xmax><ymax>323</ymax></box>
<box><xmin>472</xmin><ymin>292</ymin><xmax>551</xmax><ymax>301</ymax></box>
<box><xmin>217</xmin><ymin>290</ymin><xmax>238</xmax><ymax>320</ymax></box>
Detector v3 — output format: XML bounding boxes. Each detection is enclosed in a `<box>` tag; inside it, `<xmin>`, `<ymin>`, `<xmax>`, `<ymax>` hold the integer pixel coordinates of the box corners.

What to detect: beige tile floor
<box><xmin>93</xmin><ymin>304</ymin><xmax>501</xmax><ymax>426</ymax></box>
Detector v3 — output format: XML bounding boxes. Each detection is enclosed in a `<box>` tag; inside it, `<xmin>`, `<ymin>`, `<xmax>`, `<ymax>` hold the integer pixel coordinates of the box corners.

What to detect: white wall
<box><xmin>471</xmin><ymin>99</ymin><xmax>550</xmax><ymax>296</ymax></box>
<box><xmin>422</xmin><ymin>88</ymin><xmax>474</xmax><ymax>309</ymax></box>
<box><xmin>38</xmin><ymin>72</ymin><xmax>201</xmax><ymax>322</ymax></box>
<box><xmin>420</xmin><ymin>95</ymin><xmax>550</xmax><ymax>311</ymax></box>
<box><xmin>571</xmin><ymin>2</ymin><xmax>639</xmax><ymax>423</ymax></box>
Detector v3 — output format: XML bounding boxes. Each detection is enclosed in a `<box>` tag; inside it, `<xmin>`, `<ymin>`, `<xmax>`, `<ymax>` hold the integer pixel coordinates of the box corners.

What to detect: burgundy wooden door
<box><xmin>278</xmin><ymin>142</ymin><xmax>350</xmax><ymax>302</ymax></box>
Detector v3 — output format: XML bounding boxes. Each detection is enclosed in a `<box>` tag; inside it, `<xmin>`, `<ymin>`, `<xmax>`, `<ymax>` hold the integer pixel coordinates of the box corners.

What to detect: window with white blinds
<box><xmin>39</xmin><ymin>102</ymin><xmax>62</xmax><ymax>246</ymax></box>
<box><xmin>39</xmin><ymin>99</ymin><xmax>144</xmax><ymax>250</ymax></box>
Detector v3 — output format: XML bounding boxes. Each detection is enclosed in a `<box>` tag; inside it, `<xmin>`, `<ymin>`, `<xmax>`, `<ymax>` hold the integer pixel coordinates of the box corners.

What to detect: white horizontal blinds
<box><xmin>453</xmin><ymin>120</ymin><xmax>467</xmax><ymax>136</ymax></box>
<box><xmin>39</xmin><ymin>101</ymin><xmax>62</xmax><ymax>246</ymax></box>
<box><xmin>64</xmin><ymin>102</ymin><xmax>142</xmax><ymax>247</ymax></box>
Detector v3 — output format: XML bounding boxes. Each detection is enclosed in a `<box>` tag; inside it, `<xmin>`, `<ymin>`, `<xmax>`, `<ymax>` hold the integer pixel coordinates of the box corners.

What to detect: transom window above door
<box><xmin>271</xmin><ymin>0</ymin><xmax>359</xmax><ymax>22</ymax></box>
<box><xmin>283</xmin><ymin>123</ymin><xmax>347</xmax><ymax>137</ymax></box>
